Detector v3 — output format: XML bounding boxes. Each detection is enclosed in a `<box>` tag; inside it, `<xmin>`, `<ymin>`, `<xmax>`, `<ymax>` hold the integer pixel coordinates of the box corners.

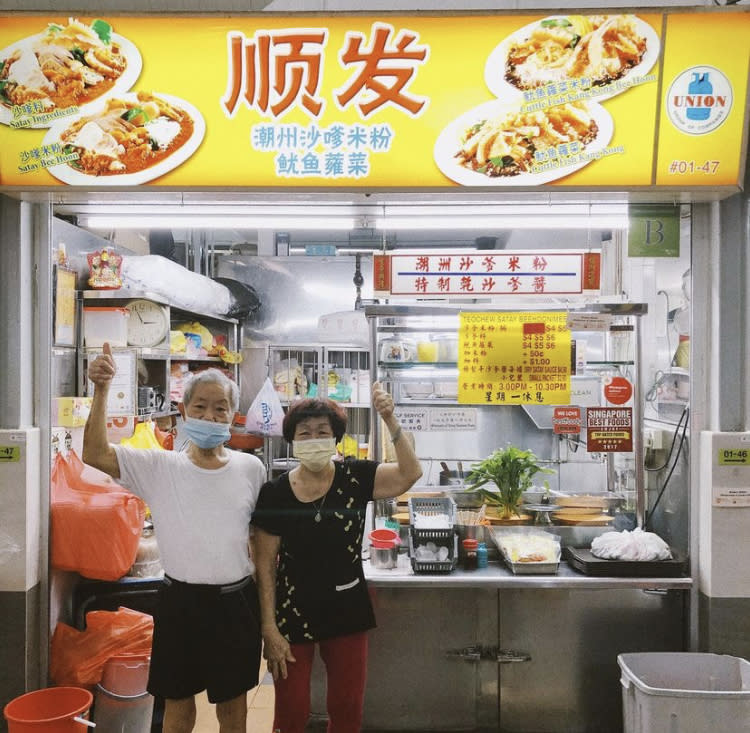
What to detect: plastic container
<box><xmin>618</xmin><ymin>652</ymin><xmax>750</xmax><ymax>733</ymax></box>
<box><xmin>432</xmin><ymin>334</ymin><xmax>458</xmax><ymax>361</ymax></box>
<box><xmin>83</xmin><ymin>306</ymin><xmax>129</xmax><ymax>348</ymax></box>
<box><xmin>94</xmin><ymin>685</ymin><xmax>154</xmax><ymax>732</ymax></box>
<box><xmin>3</xmin><ymin>686</ymin><xmax>93</xmax><ymax>732</ymax></box>
<box><xmin>101</xmin><ymin>654</ymin><xmax>151</xmax><ymax>696</ymax></box>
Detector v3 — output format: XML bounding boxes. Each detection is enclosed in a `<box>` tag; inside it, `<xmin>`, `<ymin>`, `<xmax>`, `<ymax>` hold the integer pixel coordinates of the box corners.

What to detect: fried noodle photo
<box><xmin>0</xmin><ymin>19</ymin><xmax>129</xmax><ymax>112</ymax></box>
<box><xmin>59</xmin><ymin>91</ymin><xmax>195</xmax><ymax>176</ymax></box>
<box><xmin>505</xmin><ymin>14</ymin><xmax>648</xmax><ymax>90</ymax></box>
<box><xmin>454</xmin><ymin>102</ymin><xmax>598</xmax><ymax>178</ymax></box>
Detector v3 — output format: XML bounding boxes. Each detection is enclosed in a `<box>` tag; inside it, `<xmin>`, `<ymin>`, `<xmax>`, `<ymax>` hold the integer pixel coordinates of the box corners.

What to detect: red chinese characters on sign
<box><xmin>458</xmin><ymin>312</ymin><xmax>571</xmax><ymax>405</ymax></box>
<box><xmin>586</xmin><ymin>407</ymin><xmax>633</xmax><ymax>452</ymax></box>
<box><xmin>223</xmin><ymin>22</ymin><xmax>428</xmax><ymax>120</ymax></box>
<box><xmin>385</xmin><ymin>252</ymin><xmax>590</xmax><ymax>296</ymax></box>
<box><xmin>335</xmin><ymin>23</ymin><xmax>429</xmax><ymax>117</ymax></box>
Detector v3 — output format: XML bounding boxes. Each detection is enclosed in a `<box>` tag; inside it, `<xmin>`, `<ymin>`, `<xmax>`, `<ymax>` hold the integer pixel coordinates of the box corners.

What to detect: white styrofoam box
<box><xmin>317</xmin><ymin>310</ymin><xmax>368</xmax><ymax>346</ymax></box>
<box><xmin>618</xmin><ymin>653</ymin><xmax>750</xmax><ymax>733</ymax></box>
<box><xmin>84</xmin><ymin>306</ymin><xmax>129</xmax><ymax>347</ymax></box>
<box><xmin>357</xmin><ymin>369</ymin><xmax>371</xmax><ymax>403</ymax></box>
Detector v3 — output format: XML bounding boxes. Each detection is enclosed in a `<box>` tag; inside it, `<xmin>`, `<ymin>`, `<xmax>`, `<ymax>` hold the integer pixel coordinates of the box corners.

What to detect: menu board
<box><xmin>458</xmin><ymin>311</ymin><xmax>571</xmax><ymax>405</ymax></box>
<box><xmin>0</xmin><ymin>10</ymin><xmax>747</xmax><ymax>190</ymax></box>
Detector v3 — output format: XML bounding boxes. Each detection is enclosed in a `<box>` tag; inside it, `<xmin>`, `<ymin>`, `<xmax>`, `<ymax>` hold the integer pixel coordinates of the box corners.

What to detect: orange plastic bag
<box><xmin>50</xmin><ymin>607</ymin><xmax>153</xmax><ymax>688</ymax></box>
<box><xmin>50</xmin><ymin>450</ymin><xmax>146</xmax><ymax>580</ymax></box>
<box><xmin>153</xmin><ymin>424</ymin><xmax>174</xmax><ymax>450</ymax></box>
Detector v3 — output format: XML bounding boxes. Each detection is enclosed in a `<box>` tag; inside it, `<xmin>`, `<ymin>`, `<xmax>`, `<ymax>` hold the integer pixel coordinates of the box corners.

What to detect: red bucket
<box><xmin>3</xmin><ymin>687</ymin><xmax>94</xmax><ymax>732</ymax></box>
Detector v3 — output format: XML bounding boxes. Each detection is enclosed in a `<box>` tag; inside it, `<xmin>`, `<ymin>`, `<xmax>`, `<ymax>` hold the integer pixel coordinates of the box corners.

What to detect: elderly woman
<box><xmin>252</xmin><ymin>382</ymin><xmax>422</xmax><ymax>733</ymax></box>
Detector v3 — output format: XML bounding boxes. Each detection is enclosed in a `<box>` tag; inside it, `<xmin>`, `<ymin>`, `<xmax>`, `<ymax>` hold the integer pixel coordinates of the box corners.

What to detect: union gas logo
<box><xmin>666</xmin><ymin>66</ymin><xmax>733</xmax><ymax>135</ymax></box>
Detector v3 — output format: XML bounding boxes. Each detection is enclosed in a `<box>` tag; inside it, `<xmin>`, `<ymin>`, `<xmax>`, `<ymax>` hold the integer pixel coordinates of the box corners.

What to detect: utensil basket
<box><xmin>407</xmin><ymin>496</ymin><xmax>458</xmax><ymax>573</ymax></box>
<box><xmin>408</xmin><ymin>528</ymin><xmax>458</xmax><ymax>573</ymax></box>
<box><xmin>407</xmin><ymin>496</ymin><xmax>456</xmax><ymax>526</ymax></box>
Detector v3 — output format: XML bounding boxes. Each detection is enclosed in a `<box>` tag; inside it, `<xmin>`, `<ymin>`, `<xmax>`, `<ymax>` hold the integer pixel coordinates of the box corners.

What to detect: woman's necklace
<box><xmin>312</xmin><ymin>492</ymin><xmax>327</xmax><ymax>523</ymax></box>
<box><xmin>293</xmin><ymin>462</ymin><xmax>335</xmax><ymax>523</ymax></box>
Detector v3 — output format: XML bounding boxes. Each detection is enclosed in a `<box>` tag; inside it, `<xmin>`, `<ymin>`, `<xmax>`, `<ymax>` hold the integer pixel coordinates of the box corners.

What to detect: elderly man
<box><xmin>83</xmin><ymin>342</ymin><xmax>266</xmax><ymax>733</ymax></box>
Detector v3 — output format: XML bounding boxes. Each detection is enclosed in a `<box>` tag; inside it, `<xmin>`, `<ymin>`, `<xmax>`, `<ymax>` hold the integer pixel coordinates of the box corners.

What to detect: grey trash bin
<box><xmin>94</xmin><ymin>685</ymin><xmax>154</xmax><ymax>733</ymax></box>
<box><xmin>618</xmin><ymin>652</ymin><xmax>750</xmax><ymax>733</ymax></box>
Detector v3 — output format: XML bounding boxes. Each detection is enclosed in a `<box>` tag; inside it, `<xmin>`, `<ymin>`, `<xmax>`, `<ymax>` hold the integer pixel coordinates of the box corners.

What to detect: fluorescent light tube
<box><xmin>80</xmin><ymin>215</ymin><xmax>358</xmax><ymax>230</ymax></box>
<box><xmin>374</xmin><ymin>215</ymin><xmax>628</xmax><ymax>230</ymax></box>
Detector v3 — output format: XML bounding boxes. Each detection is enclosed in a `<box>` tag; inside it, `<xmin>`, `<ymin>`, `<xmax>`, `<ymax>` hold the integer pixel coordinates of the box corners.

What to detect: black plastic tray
<box><xmin>564</xmin><ymin>547</ymin><xmax>686</xmax><ymax>577</ymax></box>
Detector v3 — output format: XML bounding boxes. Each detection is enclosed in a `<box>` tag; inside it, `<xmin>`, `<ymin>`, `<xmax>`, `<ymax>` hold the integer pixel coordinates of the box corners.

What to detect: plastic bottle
<box><xmin>462</xmin><ymin>539</ymin><xmax>478</xmax><ymax>570</ymax></box>
<box><xmin>477</xmin><ymin>542</ymin><xmax>488</xmax><ymax>569</ymax></box>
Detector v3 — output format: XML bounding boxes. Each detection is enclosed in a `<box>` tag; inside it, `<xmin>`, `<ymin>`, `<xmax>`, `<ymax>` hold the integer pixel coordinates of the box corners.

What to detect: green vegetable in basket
<box><xmin>466</xmin><ymin>445</ymin><xmax>555</xmax><ymax>519</ymax></box>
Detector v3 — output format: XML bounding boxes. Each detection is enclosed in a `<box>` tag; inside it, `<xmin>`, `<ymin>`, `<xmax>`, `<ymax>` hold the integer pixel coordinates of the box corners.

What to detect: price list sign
<box><xmin>458</xmin><ymin>312</ymin><xmax>571</xmax><ymax>405</ymax></box>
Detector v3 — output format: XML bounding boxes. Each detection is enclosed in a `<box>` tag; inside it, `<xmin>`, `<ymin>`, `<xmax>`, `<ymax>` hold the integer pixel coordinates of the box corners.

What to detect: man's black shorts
<box><xmin>148</xmin><ymin>575</ymin><xmax>261</xmax><ymax>704</ymax></box>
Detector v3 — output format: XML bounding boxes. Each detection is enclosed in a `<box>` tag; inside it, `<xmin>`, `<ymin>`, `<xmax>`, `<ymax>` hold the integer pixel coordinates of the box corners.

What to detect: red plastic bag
<box><xmin>50</xmin><ymin>607</ymin><xmax>153</xmax><ymax>688</ymax></box>
<box><xmin>51</xmin><ymin>450</ymin><xmax>146</xmax><ymax>580</ymax></box>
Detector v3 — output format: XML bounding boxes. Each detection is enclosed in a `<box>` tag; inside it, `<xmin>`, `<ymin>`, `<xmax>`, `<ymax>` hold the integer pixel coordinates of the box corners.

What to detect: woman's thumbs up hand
<box><xmin>88</xmin><ymin>341</ymin><xmax>117</xmax><ymax>386</ymax></box>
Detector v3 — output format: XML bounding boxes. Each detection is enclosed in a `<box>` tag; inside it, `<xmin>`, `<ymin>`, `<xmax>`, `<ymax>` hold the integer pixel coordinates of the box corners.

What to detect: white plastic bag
<box><xmin>246</xmin><ymin>378</ymin><xmax>285</xmax><ymax>436</ymax></box>
<box><xmin>121</xmin><ymin>256</ymin><xmax>233</xmax><ymax>316</ymax></box>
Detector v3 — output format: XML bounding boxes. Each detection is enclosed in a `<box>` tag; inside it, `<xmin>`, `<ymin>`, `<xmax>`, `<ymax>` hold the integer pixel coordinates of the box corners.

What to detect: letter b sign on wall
<box><xmin>627</xmin><ymin>204</ymin><xmax>680</xmax><ymax>258</ymax></box>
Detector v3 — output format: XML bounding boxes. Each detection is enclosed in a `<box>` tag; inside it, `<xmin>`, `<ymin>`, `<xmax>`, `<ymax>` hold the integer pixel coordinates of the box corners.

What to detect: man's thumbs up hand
<box><xmin>88</xmin><ymin>341</ymin><xmax>117</xmax><ymax>386</ymax></box>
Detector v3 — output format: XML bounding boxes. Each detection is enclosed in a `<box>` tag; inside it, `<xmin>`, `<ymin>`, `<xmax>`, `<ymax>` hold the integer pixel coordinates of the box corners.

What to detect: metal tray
<box><xmin>490</xmin><ymin>527</ymin><xmax>561</xmax><ymax>575</ymax></box>
<box><xmin>564</xmin><ymin>547</ymin><xmax>686</xmax><ymax>577</ymax></box>
<box><xmin>501</xmin><ymin>552</ymin><xmax>560</xmax><ymax>575</ymax></box>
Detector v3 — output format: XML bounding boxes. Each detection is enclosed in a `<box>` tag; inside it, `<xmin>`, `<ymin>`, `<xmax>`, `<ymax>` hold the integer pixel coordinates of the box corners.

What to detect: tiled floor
<box><xmin>193</xmin><ymin>661</ymin><xmax>276</xmax><ymax>732</ymax></box>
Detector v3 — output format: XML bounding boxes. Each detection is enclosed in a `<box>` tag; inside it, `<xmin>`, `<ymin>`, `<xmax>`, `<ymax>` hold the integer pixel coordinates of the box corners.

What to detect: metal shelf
<box><xmin>367</xmin><ymin>302</ymin><xmax>649</xmax><ymax>528</ymax></box>
<box><xmin>82</xmin><ymin>289</ymin><xmax>238</xmax><ymax>324</ymax></box>
<box><xmin>169</xmin><ymin>355</ymin><xmax>224</xmax><ymax>362</ymax></box>
<box><xmin>82</xmin><ymin>288</ymin><xmax>169</xmax><ymax>304</ymax></box>
<box><xmin>77</xmin><ymin>291</ymin><xmax>240</xmax><ymax>412</ymax></box>
<box><xmin>379</xmin><ymin>361</ymin><xmax>458</xmax><ymax>370</ymax></box>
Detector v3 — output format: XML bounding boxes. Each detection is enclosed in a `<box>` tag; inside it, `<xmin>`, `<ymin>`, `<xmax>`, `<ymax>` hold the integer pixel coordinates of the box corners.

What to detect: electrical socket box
<box><xmin>644</xmin><ymin>427</ymin><xmax>664</xmax><ymax>450</ymax></box>
<box><xmin>704</xmin><ymin>431</ymin><xmax>750</xmax><ymax>506</ymax></box>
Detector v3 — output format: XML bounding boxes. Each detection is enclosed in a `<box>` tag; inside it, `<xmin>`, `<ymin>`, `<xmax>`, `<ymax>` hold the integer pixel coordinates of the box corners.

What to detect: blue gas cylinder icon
<box><xmin>687</xmin><ymin>72</ymin><xmax>712</xmax><ymax>121</ymax></box>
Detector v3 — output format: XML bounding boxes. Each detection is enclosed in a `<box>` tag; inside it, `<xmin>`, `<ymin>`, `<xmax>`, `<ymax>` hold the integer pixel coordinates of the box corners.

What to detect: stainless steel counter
<box><xmin>358</xmin><ymin>554</ymin><xmax>689</xmax><ymax>731</ymax></box>
<box><xmin>364</xmin><ymin>552</ymin><xmax>692</xmax><ymax>590</ymax></box>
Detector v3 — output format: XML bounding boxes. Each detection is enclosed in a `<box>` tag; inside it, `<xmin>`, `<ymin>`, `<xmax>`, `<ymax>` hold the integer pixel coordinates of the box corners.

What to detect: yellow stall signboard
<box><xmin>458</xmin><ymin>312</ymin><xmax>571</xmax><ymax>405</ymax></box>
<box><xmin>0</xmin><ymin>10</ymin><xmax>747</xmax><ymax>190</ymax></box>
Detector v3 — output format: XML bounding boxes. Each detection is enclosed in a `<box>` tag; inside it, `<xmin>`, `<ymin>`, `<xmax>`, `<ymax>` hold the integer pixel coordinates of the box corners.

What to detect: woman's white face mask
<box><xmin>293</xmin><ymin>437</ymin><xmax>336</xmax><ymax>472</ymax></box>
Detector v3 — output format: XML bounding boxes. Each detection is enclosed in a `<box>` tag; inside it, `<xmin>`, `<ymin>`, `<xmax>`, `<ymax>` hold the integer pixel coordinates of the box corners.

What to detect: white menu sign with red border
<box><xmin>376</xmin><ymin>251</ymin><xmax>598</xmax><ymax>297</ymax></box>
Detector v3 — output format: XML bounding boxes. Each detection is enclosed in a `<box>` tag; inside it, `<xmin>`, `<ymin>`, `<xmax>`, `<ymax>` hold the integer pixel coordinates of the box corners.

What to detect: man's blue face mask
<box><xmin>182</xmin><ymin>416</ymin><xmax>231</xmax><ymax>449</ymax></box>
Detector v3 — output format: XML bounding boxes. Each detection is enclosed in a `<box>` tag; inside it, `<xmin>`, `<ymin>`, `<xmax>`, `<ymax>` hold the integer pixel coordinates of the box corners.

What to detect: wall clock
<box><xmin>126</xmin><ymin>299</ymin><xmax>169</xmax><ymax>348</ymax></box>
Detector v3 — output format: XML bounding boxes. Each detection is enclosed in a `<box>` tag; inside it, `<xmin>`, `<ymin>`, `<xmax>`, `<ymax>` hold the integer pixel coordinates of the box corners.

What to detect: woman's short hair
<box><xmin>282</xmin><ymin>398</ymin><xmax>348</xmax><ymax>443</ymax></box>
<box><xmin>182</xmin><ymin>369</ymin><xmax>239</xmax><ymax>413</ymax></box>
